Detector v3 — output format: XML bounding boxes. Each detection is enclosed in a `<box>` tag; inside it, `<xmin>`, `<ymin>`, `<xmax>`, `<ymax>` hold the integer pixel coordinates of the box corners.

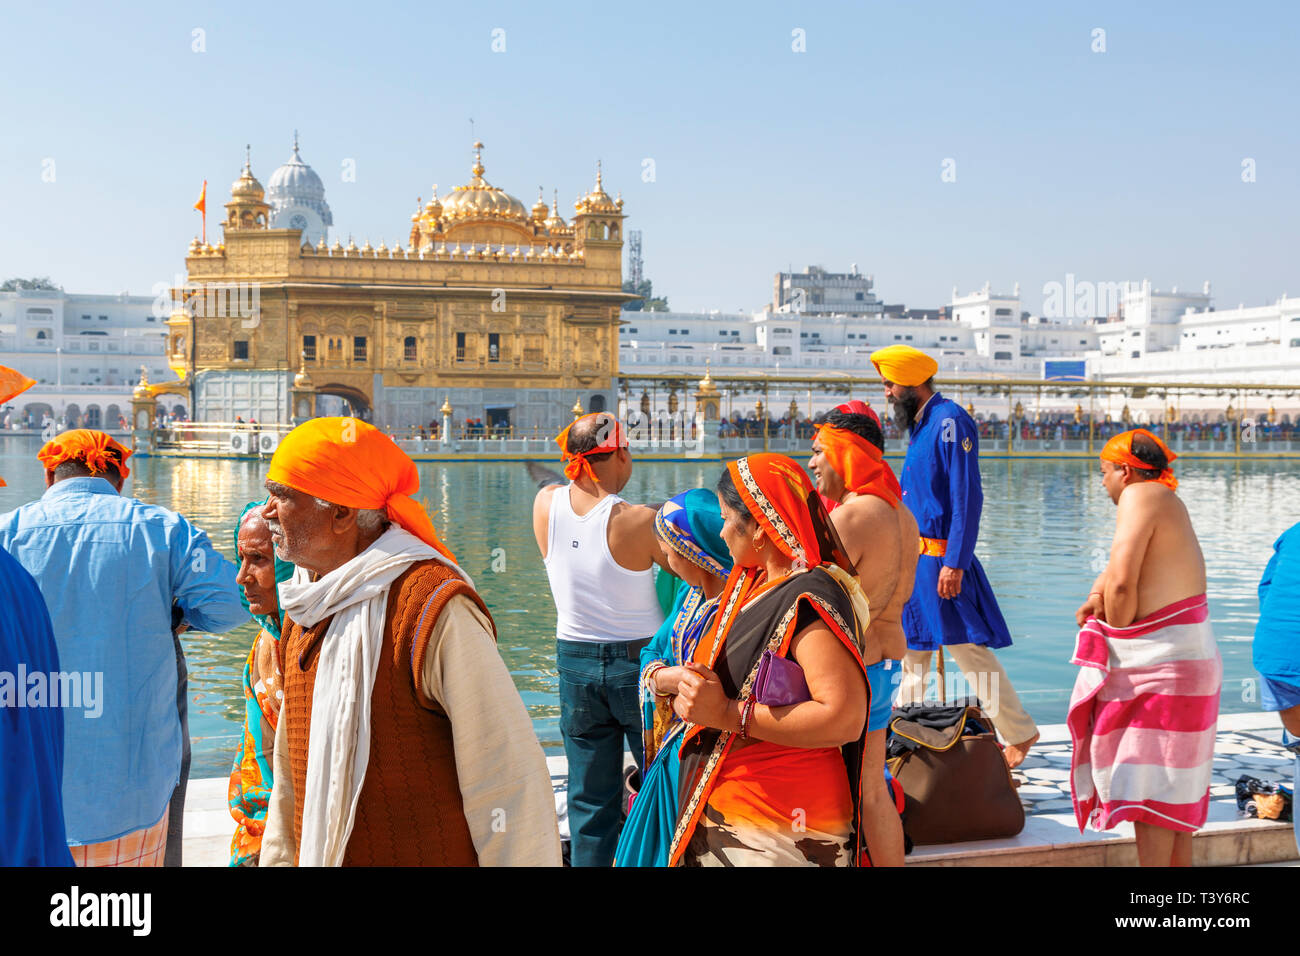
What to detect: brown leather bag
<box><xmin>886</xmin><ymin>700</ymin><xmax>1025</xmax><ymax>846</ymax></box>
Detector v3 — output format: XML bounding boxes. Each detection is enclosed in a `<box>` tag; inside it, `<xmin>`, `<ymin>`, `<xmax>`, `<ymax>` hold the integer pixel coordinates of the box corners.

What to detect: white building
<box><xmin>0</xmin><ymin>289</ymin><xmax>184</xmax><ymax>428</ymax></box>
<box><xmin>618</xmin><ymin>270</ymin><xmax>1300</xmax><ymax>421</ymax></box>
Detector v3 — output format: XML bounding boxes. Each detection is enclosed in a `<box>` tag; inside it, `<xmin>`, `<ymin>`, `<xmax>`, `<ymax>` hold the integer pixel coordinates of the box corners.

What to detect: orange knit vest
<box><xmin>280</xmin><ymin>559</ymin><xmax>497</xmax><ymax>866</ymax></box>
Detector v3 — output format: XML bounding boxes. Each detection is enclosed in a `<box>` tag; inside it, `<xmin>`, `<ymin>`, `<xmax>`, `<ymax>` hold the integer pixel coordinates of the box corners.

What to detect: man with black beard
<box><xmin>869</xmin><ymin>346</ymin><xmax>1039</xmax><ymax>768</ymax></box>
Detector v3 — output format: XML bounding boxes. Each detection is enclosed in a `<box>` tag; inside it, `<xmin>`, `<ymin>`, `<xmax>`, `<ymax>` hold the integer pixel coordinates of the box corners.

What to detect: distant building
<box><xmin>0</xmin><ymin>289</ymin><xmax>181</xmax><ymax>428</ymax></box>
<box><xmin>773</xmin><ymin>264</ymin><xmax>882</xmax><ymax>316</ymax></box>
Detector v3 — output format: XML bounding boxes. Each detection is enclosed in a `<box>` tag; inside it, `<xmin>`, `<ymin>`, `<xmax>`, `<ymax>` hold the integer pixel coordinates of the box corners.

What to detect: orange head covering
<box><xmin>1100</xmin><ymin>428</ymin><xmax>1179</xmax><ymax>491</ymax></box>
<box><xmin>1</xmin><ymin>366</ymin><xmax>37</xmax><ymax>487</ymax></box>
<box><xmin>727</xmin><ymin>453</ymin><xmax>856</xmax><ymax>571</ymax></box>
<box><xmin>555</xmin><ymin>413</ymin><xmax>627</xmax><ymax>483</ymax></box>
<box><xmin>265</xmin><ymin>417</ymin><xmax>456</xmax><ymax>563</ymax></box>
<box><xmin>37</xmin><ymin>429</ymin><xmax>132</xmax><ymax>481</ymax></box>
<box><xmin>869</xmin><ymin>344</ymin><xmax>939</xmax><ymax>387</ymax></box>
<box><xmin>813</xmin><ymin>424</ymin><xmax>901</xmax><ymax>508</ymax></box>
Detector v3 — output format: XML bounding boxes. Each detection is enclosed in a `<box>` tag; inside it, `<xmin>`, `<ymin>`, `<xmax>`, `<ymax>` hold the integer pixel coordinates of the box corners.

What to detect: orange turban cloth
<box><xmin>727</xmin><ymin>453</ymin><xmax>828</xmax><ymax>567</ymax></box>
<box><xmin>814</xmin><ymin>424</ymin><xmax>901</xmax><ymax>508</ymax></box>
<box><xmin>37</xmin><ymin>429</ymin><xmax>133</xmax><ymax>481</ymax></box>
<box><xmin>555</xmin><ymin>413</ymin><xmax>627</xmax><ymax>483</ymax></box>
<box><xmin>265</xmin><ymin>417</ymin><xmax>456</xmax><ymax>563</ymax></box>
<box><xmin>1100</xmin><ymin>428</ymin><xmax>1179</xmax><ymax>491</ymax></box>
<box><xmin>869</xmin><ymin>345</ymin><xmax>939</xmax><ymax>387</ymax></box>
<box><xmin>0</xmin><ymin>366</ymin><xmax>37</xmax><ymax>487</ymax></box>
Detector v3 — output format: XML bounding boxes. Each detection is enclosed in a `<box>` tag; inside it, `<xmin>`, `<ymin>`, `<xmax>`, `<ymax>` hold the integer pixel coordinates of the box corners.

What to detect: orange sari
<box><xmin>669</xmin><ymin>454</ymin><xmax>870</xmax><ymax>866</ymax></box>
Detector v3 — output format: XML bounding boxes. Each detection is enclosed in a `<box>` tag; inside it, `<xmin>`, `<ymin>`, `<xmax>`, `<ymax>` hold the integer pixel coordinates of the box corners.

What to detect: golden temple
<box><xmin>164</xmin><ymin>141</ymin><xmax>630</xmax><ymax>431</ymax></box>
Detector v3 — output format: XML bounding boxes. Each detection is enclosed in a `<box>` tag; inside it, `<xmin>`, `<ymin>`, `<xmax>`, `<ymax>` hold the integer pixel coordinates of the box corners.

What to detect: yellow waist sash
<box><xmin>919</xmin><ymin>536</ymin><xmax>947</xmax><ymax>557</ymax></box>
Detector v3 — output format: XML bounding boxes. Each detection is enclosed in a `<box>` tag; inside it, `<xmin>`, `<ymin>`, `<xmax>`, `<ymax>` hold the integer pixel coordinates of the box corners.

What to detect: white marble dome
<box><xmin>267</xmin><ymin>134</ymin><xmax>333</xmax><ymax>244</ymax></box>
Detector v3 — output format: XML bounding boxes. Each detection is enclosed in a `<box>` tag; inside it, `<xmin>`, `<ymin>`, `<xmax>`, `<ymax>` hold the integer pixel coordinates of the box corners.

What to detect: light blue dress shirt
<box><xmin>0</xmin><ymin>477</ymin><xmax>245</xmax><ymax>844</ymax></box>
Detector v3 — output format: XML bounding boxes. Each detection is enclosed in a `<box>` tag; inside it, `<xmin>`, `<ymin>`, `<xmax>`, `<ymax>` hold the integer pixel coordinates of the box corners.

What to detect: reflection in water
<box><xmin>0</xmin><ymin>436</ymin><xmax>1295</xmax><ymax>778</ymax></box>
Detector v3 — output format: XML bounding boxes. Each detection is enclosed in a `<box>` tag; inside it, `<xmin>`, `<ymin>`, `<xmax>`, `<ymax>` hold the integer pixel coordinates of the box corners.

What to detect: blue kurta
<box><xmin>899</xmin><ymin>392</ymin><xmax>1013</xmax><ymax>651</ymax></box>
<box><xmin>0</xmin><ymin>547</ymin><xmax>74</xmax><ymax>866</ymax></box>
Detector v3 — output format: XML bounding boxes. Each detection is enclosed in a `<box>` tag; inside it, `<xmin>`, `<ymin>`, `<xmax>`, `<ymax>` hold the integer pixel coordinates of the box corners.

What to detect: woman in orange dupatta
<box><xmin>668</xmin><ymin>453</ymin><xmax>872</xmax><ymax>866</ymax></box>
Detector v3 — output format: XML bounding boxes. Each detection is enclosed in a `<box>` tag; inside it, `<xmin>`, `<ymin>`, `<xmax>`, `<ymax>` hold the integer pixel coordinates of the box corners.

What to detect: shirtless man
<box><xmin>1074</xmin><ymin>429</ymin><xmax>1213</xmax><ymax>867</ymax></box>
<box><xmin>808</xmin><ymin>403</ymin><xmax>918</xmax><ymax>866</ymax></box>
<box><xmin>533</xmin><ymin>412</ymin><xmax>671</xmax><ymax>867</ymax></box>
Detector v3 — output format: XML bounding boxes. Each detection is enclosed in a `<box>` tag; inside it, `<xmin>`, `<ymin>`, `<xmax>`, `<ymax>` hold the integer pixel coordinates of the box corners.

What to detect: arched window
<box><xmin>404</xmin><ymin>336</ymin><xmax>417</xmax><ymax>361</ymax></box>
<box><xmin>590</xmin><ymin>394</ymin><xmax>607</xmax><ymax>413</ymax></box>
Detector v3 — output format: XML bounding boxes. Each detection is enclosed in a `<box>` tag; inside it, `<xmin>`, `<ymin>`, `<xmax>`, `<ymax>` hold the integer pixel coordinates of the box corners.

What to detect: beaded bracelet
<box><xmin>643</xmin><ymin>662</ymin><xmax>668</xmax><ymax>697</ymax></box>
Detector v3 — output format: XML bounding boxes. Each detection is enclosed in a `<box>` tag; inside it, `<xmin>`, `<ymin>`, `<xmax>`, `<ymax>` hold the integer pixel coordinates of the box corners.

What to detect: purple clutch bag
<box><xmin>753</xmin><ymin>651</ymin><xmax>811</xmax><ymax>707</ymax></box>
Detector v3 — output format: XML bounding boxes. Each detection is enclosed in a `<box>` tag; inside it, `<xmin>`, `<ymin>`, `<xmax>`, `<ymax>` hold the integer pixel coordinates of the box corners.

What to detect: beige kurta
<box><xmin>261</xmin><ymin>594</ymin><xmax>561</xmax><ymax>866</ymax></box>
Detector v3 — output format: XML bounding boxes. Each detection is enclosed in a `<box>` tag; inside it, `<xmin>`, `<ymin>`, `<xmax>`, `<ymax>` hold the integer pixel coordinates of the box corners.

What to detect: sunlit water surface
<box><xmin>1</xmin><ymin>438</ymin><xmax>1295</xmax><ymax>776</ymax></box>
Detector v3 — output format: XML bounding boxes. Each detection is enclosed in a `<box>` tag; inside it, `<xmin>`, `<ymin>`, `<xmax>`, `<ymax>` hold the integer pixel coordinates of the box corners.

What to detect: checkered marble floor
<box><xmin>1011</xmin><ymin>719</ymin><xmax>1296</xmax><ymax>817</ymax></box>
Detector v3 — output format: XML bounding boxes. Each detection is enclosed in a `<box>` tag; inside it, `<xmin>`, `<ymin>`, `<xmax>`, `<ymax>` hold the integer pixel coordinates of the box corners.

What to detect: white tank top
<box><xmin>544</xmin><ymin>485</ymin><xmax>665</xmax><ymax>643</ymax></box>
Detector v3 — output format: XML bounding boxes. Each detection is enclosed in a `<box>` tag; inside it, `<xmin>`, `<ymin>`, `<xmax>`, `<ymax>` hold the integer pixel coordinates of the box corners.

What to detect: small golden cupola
<box><xmin>531</xmin><ymin>187</ymin><xmax>549</xmax><ymax>225</ymax></box>
<box><xmin>573</xmin><ymin>161</ymin><xmax>623</xmax><ymax>244</ymax></box>
<box><xmin>224</xmin><ymin>146</ymin><xmax>270</xmax><ymax>232</ymax></box>
<box><xmin>544</xmin><ymin>187</ymin><xmax>568</xmax><ymax>234</ymax></box>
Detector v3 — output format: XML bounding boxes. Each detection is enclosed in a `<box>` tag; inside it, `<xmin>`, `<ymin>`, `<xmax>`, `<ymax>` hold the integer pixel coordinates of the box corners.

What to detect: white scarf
<box><xmin>277</xmin><ymin>525</ymin><xmax>473</xmax><ymax>867</ymax></box>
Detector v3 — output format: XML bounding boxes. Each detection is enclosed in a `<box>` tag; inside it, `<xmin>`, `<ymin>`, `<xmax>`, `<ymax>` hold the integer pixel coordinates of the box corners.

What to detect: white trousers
<box><xmin>898</xmin><ymin>643</ymin><xmax>1038</xmax><ymax>746</ymax></box>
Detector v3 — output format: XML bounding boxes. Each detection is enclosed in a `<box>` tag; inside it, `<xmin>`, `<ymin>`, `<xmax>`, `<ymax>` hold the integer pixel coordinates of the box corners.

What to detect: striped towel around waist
<box><xmin>1067</xmin><ymin>593</ymin><xmax>1222</xmax><ymax>834</ymax></box>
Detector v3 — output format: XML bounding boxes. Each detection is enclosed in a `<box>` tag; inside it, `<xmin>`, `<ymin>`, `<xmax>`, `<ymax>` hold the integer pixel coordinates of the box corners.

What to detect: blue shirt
<box><xmin>0</xmin><ymin>477</ymin><xmax>245</xmax><ymax>844</ymax></box>
<box><xmin>1255</xmin><ymin>521</ymin><xmax>1300</xmax><ymax>684</ymax></box>
<box><xmin>0</xmin><ymin>548</ymin><xmax>74</xmax><ymax>865</ymax></box>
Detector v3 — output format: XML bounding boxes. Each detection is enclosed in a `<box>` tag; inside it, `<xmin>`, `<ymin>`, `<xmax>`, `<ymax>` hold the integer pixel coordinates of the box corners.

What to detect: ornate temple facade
<box><xmin>166</xmin><ymin>141</ymin><xmax>629</xmax><ymax>430</ymax></box>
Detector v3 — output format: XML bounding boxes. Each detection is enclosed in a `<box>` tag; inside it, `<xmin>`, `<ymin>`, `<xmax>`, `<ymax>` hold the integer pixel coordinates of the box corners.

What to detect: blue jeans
<box><xmin>557</xmin><ymin>640</ymin><xmax>645</xmax><ymax>867</ymax></box>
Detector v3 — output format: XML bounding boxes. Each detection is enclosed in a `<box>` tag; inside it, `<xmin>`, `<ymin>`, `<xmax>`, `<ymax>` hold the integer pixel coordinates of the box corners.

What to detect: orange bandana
<box><xmin>1100</xmin><ymin>428</ymin><xmax>1178</xmax><ymax>491</ymax></box>
<box><xmin>266</xmin><ymin>417</ymin><xmax>456</xmax><ymax>563</ymax></box>
<box><xmin>37</xmin><ymin>429</ymin><xmax>133</xmax><ymax>481</ymax></box>
<box><xmin>1</xmin><ymin>366</ymin><xmax>37</xmax><ymax>487</ymax></box>
<box><xmin>555</xmin><ymin>413</ymin><xmax>627</xmax><ymax>483</ymax></box>
<box><xmin>814</xmin><ymin>425</ymin><xmax>901</xmax><ymax>508</ymax></box>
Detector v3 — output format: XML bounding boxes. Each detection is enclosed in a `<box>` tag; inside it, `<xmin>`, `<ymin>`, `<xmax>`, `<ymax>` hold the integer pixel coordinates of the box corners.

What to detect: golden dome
<box><xmin>531</xmin><ymin>187</ymin><xmax>549</xmax><ymax>222</ymax></box>
<box><xmin>133</xmin><ymin>368</ymin><xmax>151</xmax><ymax>399</ymax></box>
<box><xmin>230</xmin><ymin>148</ymin><xmax>264</xmax><ymax>201</ymax></box>
<box><xmin>575</xmin><ymin>161</ymin><xmax>621</xmax><ymax>215</ymax></box>
<box><xmin>439</xmin><ymin>142</ymin><xmax>528</xmax><ymax>223</ymax></box>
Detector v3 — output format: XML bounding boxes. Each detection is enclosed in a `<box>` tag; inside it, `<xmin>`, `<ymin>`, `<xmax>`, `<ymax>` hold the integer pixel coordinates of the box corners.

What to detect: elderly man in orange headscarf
<box><xmin>258</xmin><ymin>417</ymin><xmax>560</xmax><ymax>866</ymax></box>
<box><xmin>532</xmin><ymin>412</ymin><xmax>671</xmax><ymax>866</ymax></box>
<box><xmin>1069</xmin><ymin>428</ymin><xmax>1219</xmax><ymax>867</ymax></box>
<box><xmin>808</xmin><ymin>400</ymin><xmax>919</xmax><ymax>865</ymax></box>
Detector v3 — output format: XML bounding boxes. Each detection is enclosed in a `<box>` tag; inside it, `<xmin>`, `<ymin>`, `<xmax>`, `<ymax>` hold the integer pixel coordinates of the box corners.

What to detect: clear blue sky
<box><xmin>1</xmin><ymin>1</ymin><xmax>1295</xmax><ymax>314</ymax></box>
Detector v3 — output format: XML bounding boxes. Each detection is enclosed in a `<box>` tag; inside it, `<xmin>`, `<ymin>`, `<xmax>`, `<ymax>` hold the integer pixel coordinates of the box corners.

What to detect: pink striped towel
<box><xmin>1068</xmin><ymin>593</ymin><xmax>1222</xmax><ymax>834</ymax></box>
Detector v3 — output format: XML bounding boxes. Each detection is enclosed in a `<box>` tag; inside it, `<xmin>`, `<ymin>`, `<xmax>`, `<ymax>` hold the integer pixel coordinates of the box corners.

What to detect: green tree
<box><xmin>1</xmin><ymin>277</ymin><xmax>61</xmax><ymax>291</ymax></box>
<box><xmin>622</xmin><ymin>278</ymin><xmax>669</xmax><ymax>312</ymax></box>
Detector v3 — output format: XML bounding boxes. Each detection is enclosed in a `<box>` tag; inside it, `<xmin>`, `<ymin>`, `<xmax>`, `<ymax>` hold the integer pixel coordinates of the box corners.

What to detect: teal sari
<box><xmin>615</xmin><ymin>489</ymin><xmax>731</xmax><ymax>867</ymax></box>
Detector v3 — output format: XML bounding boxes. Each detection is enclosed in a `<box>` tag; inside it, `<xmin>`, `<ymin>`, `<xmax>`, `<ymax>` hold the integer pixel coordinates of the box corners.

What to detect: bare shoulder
<box><xmin>533</xmin><ymin>482</ymin><xmax>562</xmax><ymax>511</ymax></box>
<box><xmin>836</xmin><ymin>494</ymin><xmax>901</xmax><ymax>538</ymax></box>
<box><xmin>1117</xmin><ymin>480</ymin><xmax>1172</xmax><ymax>516</ymax></box>
<box><xmin>610</xmin><ymin>499</ymin><xmax>657</xmax><ymax>527</ymax></box>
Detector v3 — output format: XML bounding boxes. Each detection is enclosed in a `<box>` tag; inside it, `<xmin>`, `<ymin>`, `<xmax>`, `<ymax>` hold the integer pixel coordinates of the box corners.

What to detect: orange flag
<box><xmin>193</xmin><ymin>180</ymin><xmax>207</xmax><ymax>244</ymax></box>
